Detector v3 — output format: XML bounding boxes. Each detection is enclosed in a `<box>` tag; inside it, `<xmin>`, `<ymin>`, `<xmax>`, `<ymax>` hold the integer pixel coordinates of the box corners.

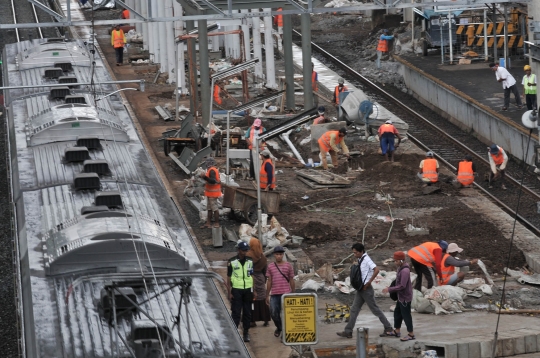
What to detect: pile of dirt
<box><xmin>293</xmin><ymin>221</ymin><xmax>343</xmax><ymax>243</ymax></box>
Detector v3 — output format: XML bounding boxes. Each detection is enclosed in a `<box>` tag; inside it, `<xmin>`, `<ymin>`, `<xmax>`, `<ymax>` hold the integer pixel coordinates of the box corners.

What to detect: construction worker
<box><xmin>266</xmin><ymin>246</ymin><xmax>295</xmax><ymax>338</ymax></box>
<box><xmin>439</xmin><ymin>243</ymin><xmax>478</xmax><ymax>286</ymax></box>
<box><xmin>488</xmin><ymin>144</ymin><xmax>508</xmax><ymax>190</ymax></box>
<box><xmin>259</xmin><ymin>149</ymin><xmax>275</xmax><ymax>191</ymax></box>
<box><xmin>199</xmin><ymin>157</ymin><xmax>221</xmax><ymax>228</ymax></box>
<box><xmin>376</xmin><ymin>29</ymin><xmax>394</xmax><ymax>69</ymax></box>
<box><xmin>455</xmin><ymin>155</ymin><xmax>476</xmax><ymax>188</ymax></box>
<box><xmin>318</xmin><ymin>127</ymin><xmax>350</xmax><ymax>170</ymax></box>
<box><xmin>227</xmin><ymin>241</ymin><xmax>254</xmax><ymax>342</ymax></box>
<box><xmin>120</xmin><ymin>8</ymin><xmax>130</xmax><ymax>19</ymax></box>
<box><xmin>378</xmin><ymin>120</ymin><xmax>402</xmax><ymax>162</ymax></box>
<box><xmin>522</xmin><ymin>65</ymin><xmax>537</xmax><ymax>111</ymax></box>
<box><xmin>273</xmin><ymin>8</ymin><xmax>283</xmax><ymax>36</ymax></box>
<box><xmin>213</xmin><ymin>81</ymin><xmax>223</xmax><ymax>106</ymax></box>
<box><xmin>407</xmin><ymin>240</ymin><xmax>448</xmax><ymax>291</ymax></box>
<box><xmin>489</xmin><ymin>62</ymin><xmax>523</xmax><ymax>111</ymax></box>
<box><xmin>245</xmin><ymin>118</ymin><xmax>266</xmax><ymax>179</ymax></box>
<box><xmin>417</xmin><ymin>151</ymin><xmax>439</xmax><ymax>186</ymax></box>
<box><xmin>111</xmin><ymin>24</ymin><xmax>127</xmax><ymax>66</ymax></box>
<box><xmin>332</xmin><ymin>78</ymin><xmax>349</xmax><ymax>106</ymax></box>
<box><xmin>313</xmin><ymin>106</ymin><xmax>328</xmax><ymax>125</ymax></box>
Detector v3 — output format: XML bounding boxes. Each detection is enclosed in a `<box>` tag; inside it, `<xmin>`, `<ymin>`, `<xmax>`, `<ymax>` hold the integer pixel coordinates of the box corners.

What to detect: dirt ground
<box><xmin>89</xmin><ymin>9</ymin><xmax>540</xmax><ymax>323</ymax></box>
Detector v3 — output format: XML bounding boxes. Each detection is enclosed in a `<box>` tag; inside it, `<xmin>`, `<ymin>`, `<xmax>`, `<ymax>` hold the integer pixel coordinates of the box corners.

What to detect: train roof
<box><xmin>3</xmin><ymin>39</ymin><xmax>249</xmax><ymax>358</ymax></box>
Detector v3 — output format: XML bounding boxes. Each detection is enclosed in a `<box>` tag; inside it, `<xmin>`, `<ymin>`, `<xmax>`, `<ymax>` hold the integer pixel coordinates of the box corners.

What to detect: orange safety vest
<box><xmin>248</xmin><ymin>126</ymin><xmax>265</xmax><ymax>150</ymax></box>
<box><xmin>457</xmin><ymin>161</ymin><xmax>474</xmax><ymax>186</ymax></box>
<box><xmin>112</xmin><ymin>29</ymin><xmax>125</xmax><ymax>48</ymax></box>
<box><xmin>334</xmin><ymin>85</ymin><xmax>348</xmax><ymax>105</ymax></box>
<box><xmin>377</xmin><ymin>37</ymin><xmax>389</xmax><ymax>52</ymax></box>
<box><xmin>121</xmin><ymin>9</ymin><xmax>130</xmax><ymax>19</ymax></box>
<box><xmin>313</xmin><ymin>115</ymin><xmax>326</xmax><ymax>125</ymax></box>
<box><xmin>318</xmin><ymin>131</ymin><xmax>343</xmax><ymax>153</ymax></box>
<box><xmin>439</xmin><ymin>253</ymin><xmax>455</xmax><ymax>285</ymax></box>
<box><xmin>312</xmin><ymin>71</ymin><xmax>318</xmax><ymax>92</ymax></box>
<box><xmin>213</xmin><ymin>83</ymin><xmax>222</xmax><ymax>105</ymax></box>
<box><xmin>260</xmin><ymin>158</ymin><xmax>275</xmax><ymax>189</ymax></box>
<box><xmin>490</xmin><ymin>147</ymin><xmax>504</xmax><ymax>166</ymax></box>
<box><xmin>275</xmin><ymin>8</ymin><xmax>283</xmax><ymax>27</ymax></box>
<box><xmin>422</xmin><ymin>158</ymin><xmax>438</xmax><ymax>183</ymax></box>
<box><xmin>379</xmin><ymin>124</ymin><xmax>396</xmax><ymax>134</ymax></box>
<box><xmin>408</xmin><ymin>242</ymin><xmax>440</xmax><ymax>267</ymax></box>
<box><xmin>204</xmin><ymin>167</ymin><xmax>222</xmax><ymax>198</ymax></box>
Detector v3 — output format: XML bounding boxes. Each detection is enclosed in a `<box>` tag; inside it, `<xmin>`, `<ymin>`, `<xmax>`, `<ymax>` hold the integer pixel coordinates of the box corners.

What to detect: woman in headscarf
<box><xmin>246</xmin><ymin>237</ymin><xmax>270</xmax><ymax>327</ymax></box>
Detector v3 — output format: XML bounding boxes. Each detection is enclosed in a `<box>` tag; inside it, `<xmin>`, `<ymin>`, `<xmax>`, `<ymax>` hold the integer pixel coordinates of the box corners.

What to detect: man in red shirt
<box><xmin>266</xmin><ymin>246</ymin><xmax>295</xmax><ymax>338</ymax></box>
<box><xmin>377</xmin><ymin>120</ymin><xmax>402</xmax><ymax>162</ymax></box>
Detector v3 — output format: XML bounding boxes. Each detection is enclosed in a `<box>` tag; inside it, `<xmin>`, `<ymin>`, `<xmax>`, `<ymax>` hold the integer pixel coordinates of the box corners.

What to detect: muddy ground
<box><xmin>88</xmin><ymin>9</ymin><xmax>539</xmax><ymax>315</ymax></box>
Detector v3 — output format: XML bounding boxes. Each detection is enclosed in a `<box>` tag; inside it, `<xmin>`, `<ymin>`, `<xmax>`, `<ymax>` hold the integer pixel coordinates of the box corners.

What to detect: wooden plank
<box><xmin>295</xmin><ymin>169</ymin><xmax>351</xmax><ymax>185</ymax></box>
<box><xmin>296</xmin><ymin>176</ymin><xmax>349</xmax><ymax>189</ymax></box>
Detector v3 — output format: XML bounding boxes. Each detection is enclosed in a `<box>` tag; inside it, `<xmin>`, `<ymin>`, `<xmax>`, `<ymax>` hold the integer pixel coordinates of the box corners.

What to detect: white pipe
<box><xmin>281</xmin><ymin>129</ymin><xmax>305</xmax><ymax>164</ymax></box>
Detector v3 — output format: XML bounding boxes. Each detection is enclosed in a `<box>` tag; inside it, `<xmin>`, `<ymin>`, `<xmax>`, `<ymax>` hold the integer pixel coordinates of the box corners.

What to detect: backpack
<box><xmin>350</xmin><ymin>256</ymin><xmax>367</xmax><ymax>291</ymax></box>
<box><xmin>389</xmin><ymin>279</ymin><xmax>398</xmax><ymax>301</ymax></box>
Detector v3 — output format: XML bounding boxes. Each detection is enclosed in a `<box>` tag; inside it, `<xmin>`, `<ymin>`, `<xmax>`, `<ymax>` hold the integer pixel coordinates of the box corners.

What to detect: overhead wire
<box><xmin>491</xmin><ymin>129</ymin><xmax>534</xmax><ymax>358</ymax></box>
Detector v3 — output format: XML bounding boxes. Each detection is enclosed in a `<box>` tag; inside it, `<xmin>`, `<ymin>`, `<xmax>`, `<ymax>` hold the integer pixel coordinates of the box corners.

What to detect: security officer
<box><xmin>227</xmin><ymin>241</ymin><xmax>254</xmax><ymax>342</ymax></box>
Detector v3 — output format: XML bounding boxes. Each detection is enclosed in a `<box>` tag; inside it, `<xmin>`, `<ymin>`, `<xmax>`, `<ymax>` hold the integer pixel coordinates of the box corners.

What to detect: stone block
<box><xmin>468</xmin><ymin>342</ymin><xmax>481</xmax><ymax>358</ymax></box>
<box><xmin>501</xmin><ymin>337</ymin><xmax>514</xmax><ymax>356</ymax></box>
<box><xmin>525</xmin><ymin>334</ymin><xmax>537</xmax><ymax>353</ymax></box>
<box><xmin>480</xmin><ymin>340</ymin><xmax>496</xmax><ymax>358</ymax></box>
<box><xmin>514</xmin><ymin>336</ymin><xmax>526</xmax><ymax>355</ymax></box>
<box><xmin>444</xmin><ymin>344</ymin><xmax>458</xmax><ymax>358</ymax></box>
<box><xmin>457</xmin><ymin>342</ymin><xmax>468</xmax><ymax>358</ymax></box>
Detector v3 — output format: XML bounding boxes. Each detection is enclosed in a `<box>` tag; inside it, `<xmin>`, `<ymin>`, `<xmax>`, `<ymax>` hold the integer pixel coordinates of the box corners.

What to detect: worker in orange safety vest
<box><xmin>200</xmin><ymin>157</ymin><xmax>222</xmax><ymax>228</ymax></box>
<box><xmin>245</xmin><ymin>118</ymin><xmax>267</xmax><ymax>179</ymax></box>
<box><xmin>439</xmin><ymin>243</ymin><xmax>478</xmax><ymax>286</ymax></box>
<box><xmin>332</xmin><ymin>78</ymin><xmax>349</xmax><ymax>106</ymax></box>
<box><xmin>312</xmin><ymin>63</ymin><xmax>319</xmax><ymax>105</ymax></box>
<box><xmin>313</xmin><ymin>106</ymin><xmax>329</xmax><ymax>125</ymax></box>
<box><xmin>417</xmin><ymin>151</ymin><xmax>439</xmax><ymax>186</ymax></box>
<box><xmin>121</xmin><ymin>9</ymin><xmax>130</xmax><ymax>19</ymax></box>
<box><xmin>377</xmin><ymin>120</ymin><xmax>402</xmax><ymax>162</ymax></box>
<box><xmin>318</xmin><ymin>128</ymin><xmax>349</xmax><ymax>170</ymax></box>
<box><xmin>376</xmin><ymin>29</ymin><xmax>394</xmax><ymax>69</ymax></box>
<box><xmin>488</xmin><ymin>144</ymin><xmax>508</xmax><ymax>190</ymax></box>
<box><xmin>274</xmin><ymin>8</ymin><xmax>283</xmax><ymax>35</ymax></box>
<box><xmin>259</xmin><ymin>149</ymin><xmax>276</xmax><ymax>191</ymax></box>
<box><xmin>408</xmin><ymin>240</ymin><xmax>448</xmax><ymax>291</ymax></box>
<box><xmin>213</xmin><ymin>81</ymin><xmax>223</xmax><ymax>106</ymax></box>
<box><xmin>111</xmin><ymin>25</ymin><xmax>127</xmax><ymax>66</ymax></box>
<box><xmin>454</xmin><ymin>155</ymin><xmax>476</xmax><ymax>188</ymax></box>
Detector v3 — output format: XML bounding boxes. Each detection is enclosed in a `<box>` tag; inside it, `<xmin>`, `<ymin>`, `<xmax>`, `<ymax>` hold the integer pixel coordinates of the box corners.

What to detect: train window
<box><xmin>59</xmin><ymin>118</ymin><xmax>76</xmax><ymax>122</ymax></box>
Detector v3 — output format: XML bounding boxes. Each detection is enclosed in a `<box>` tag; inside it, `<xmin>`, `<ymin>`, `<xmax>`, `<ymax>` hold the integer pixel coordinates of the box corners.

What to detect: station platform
<box><xmin>398</xmin><ymin>52</ymin><xmax>530</xmax><ymax>126</ymax></box>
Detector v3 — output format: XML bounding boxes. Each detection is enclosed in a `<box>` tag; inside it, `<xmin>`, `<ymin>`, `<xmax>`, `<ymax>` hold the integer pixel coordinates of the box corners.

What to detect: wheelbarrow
<box><xmin>222</xmin><ymin>185</ymin><xmax>281</xmax><ymax>225</ymax></box>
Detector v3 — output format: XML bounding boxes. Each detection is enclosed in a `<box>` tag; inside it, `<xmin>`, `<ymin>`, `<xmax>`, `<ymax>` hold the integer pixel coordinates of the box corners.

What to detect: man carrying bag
<box><xmin>337</xmin><ymin>243</ymin><xmax>393</xmax><ymax>338</ymax></box>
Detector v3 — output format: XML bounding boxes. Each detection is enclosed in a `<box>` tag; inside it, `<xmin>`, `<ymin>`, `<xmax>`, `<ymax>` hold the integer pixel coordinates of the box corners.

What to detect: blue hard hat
<box><xmin>489</xmin><ymin>144</ymin><xmax>499</xmax><ymax>154</ymax></box>
<box><xmin>438</xmin><ymin>240</ymin><xmax>449</xmax><ymax>251</ymax></box>
<box><xmin>237</xmin><ymin>241</ymin><xmax>250</xmax><ymax>251</ymax></box>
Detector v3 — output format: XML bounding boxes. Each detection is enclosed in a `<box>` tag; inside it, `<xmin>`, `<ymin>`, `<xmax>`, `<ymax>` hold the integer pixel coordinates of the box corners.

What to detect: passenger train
<box><xmin>2</xmin><ymin>38</ymin><xmax>249</xmax><ymax>358</ymax></box>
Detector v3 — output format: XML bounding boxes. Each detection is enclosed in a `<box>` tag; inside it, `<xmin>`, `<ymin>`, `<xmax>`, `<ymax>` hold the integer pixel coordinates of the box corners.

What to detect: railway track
<box><xmin>293</xmin><ymin>30</ymin><xmax>540</xmax><ymax>236</ymax></box>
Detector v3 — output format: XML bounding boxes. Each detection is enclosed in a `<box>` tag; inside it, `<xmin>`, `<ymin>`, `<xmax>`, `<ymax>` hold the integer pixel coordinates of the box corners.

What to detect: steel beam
<box><xmin>27</xmin><ymin>0</ymin><xmax>63</xmax><ymax>22</ymax></box>
<box><xmin>301</xmin><ymin>13</ymin><xmax>314</xmax><ymax>109</ymax></box>
<box><xmin>200</xmin><ymin>20</ymin><xmax>211</xmax><ymax>126</ymax></box>
<box><xmin>263</xmin><ymin>9</ymin><xmax>276</xmax><ymax>88</ymax></box>
<box><xmin>252</xmin><ymin>13</ymin><xmax>264</xmax><ymax>79</ymax></box>
<box><xmin>283</xmin><ymin>14</ymin><xmax>295</xmax><ymax>110</ymax></box>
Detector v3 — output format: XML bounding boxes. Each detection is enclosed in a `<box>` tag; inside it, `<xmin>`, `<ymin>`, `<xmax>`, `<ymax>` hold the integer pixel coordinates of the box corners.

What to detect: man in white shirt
<box><xmin>489</xmin><ymin>62</ymin><xmax>523</xmax><ymax>111</ymax></box>
<box><xmin>337</xmin><ymin>243</ymin><xmax>393</xmax><ymax>339</ymax></box>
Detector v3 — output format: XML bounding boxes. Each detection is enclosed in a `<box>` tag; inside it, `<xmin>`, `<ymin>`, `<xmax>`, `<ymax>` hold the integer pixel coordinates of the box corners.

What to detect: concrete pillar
<box><xmin>186</xmin><ymin>20</ymin><xmax>198</xmax><ymax>111</ymax></box>
<box><xmin>211</xmin><ymin>30</ymin><xmax>220</xmax><ymax>52</ymax></box>
<box><xmin>492</xmin><ymin>7</ymin><xmax>497</xmax><ymax>63</ymax></box>
<box><xmin>263</xmin><ymin>9</ymin><xmax>276</xmax><ymax>88</ymax></box>
<box><xmin>283</xmin><ymin>14</ymin><xmax>295</xmax><ymax>110</ymax></box>
<box><xmin>252</xmin><ymin>12</ymin><xmax>263</xmax><ymax>78</ymax></box>
<box><xmin>173</xmin><ymin>2</ymin><xmax>186</xmax><ymax>92</ymax></box>
<box><xmin>151</xmin><ymin>1</ymin><xmax>160</xmax><ymax>65</ymax></box>
<box><xmin>157</xmin><ymin>0</ymin><xmax>168</xmax><ymax>74</ymax></box>
<box><xmin>301</xmin><ymin>13</ymin><xmax>314</xmax><ymax>109</ymax></box>
<box><xmin>199</xmin><ymin>20</ymin><xmax>211</xmax><ymax>126</ymax></box>
<box><xmin>241</xmin><ymin>9</ymin><xmax>251</xmax><ymax>60</ymax></box>
<box><xmin>165</xmin><ymin>0</ymin><xmax>175</xmax><ymax>82</ymax></box>
<box><xmin>134</xmin><ymin>0</ymin><xmax>142</xmax><ymax>35</ymax></box>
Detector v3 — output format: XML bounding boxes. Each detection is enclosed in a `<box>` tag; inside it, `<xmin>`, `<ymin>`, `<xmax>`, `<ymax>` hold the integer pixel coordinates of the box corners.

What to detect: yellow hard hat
<box><xmin>524</xmin><ymin>65</ymin><xmax>531</xmax><ymax>71</ymax></box>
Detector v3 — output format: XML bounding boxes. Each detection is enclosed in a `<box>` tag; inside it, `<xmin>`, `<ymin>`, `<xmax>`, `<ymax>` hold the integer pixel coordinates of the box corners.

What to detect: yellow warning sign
<box><xmin>282</xmin><ymin>293</ymin><xmax>318</xmax><ymax>345</ymax></box>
